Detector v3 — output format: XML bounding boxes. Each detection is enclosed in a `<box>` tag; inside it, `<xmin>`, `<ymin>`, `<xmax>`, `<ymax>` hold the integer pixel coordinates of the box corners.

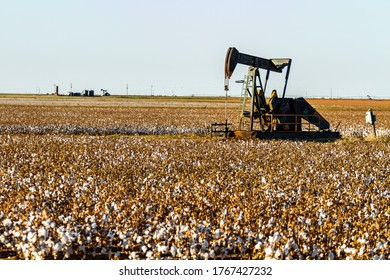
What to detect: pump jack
<box><xmin>213</xmin><ymin>47</ymin><xmax>340</xmax><ymax>140</ymax></box>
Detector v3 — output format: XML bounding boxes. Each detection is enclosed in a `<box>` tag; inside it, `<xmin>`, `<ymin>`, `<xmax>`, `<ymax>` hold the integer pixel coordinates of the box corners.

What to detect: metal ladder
<box><xmin>238</xmin><ymin>74</ymin><xmax>252</xmax><ymax>130</ymax></box>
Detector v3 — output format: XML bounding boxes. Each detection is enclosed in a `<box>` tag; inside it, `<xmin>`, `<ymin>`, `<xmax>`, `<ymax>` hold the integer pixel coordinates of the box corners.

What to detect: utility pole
<box><xmin>126</xmin><ymin>84</ymin><xmax>128</xmax><ymax>95</ymax></box>
<box><xmin>151</xmin><ymin>84</ymin><xmax>153</xmax><ymax>96</ymax></box>
<box><xmin>54</xmin><ymin>84</ymin><xmax>59</xmax><ymax>95</ymax></box>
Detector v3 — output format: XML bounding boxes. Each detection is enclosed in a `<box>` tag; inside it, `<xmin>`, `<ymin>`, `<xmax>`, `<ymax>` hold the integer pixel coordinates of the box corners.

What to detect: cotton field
<box><xmin>0</xmin><ymin>96</ymin><xmax>389</xmax><ymax>260</ymax></box>
<box><xmin>1</xmin><ymin>98</ymin><xmax>390</xmax><ymax>138</ymax></box>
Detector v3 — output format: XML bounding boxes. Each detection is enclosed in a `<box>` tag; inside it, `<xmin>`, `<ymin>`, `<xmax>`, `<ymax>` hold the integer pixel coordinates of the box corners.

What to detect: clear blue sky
<box><xmin>1</xmin><ymin>0</ymin><xmax>389</xmax><ymax>98</ymax></box>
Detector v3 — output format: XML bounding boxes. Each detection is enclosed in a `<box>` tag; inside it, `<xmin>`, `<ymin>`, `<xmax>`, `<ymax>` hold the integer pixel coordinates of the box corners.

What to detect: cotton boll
<box><xmin>130</xmin><ymin>251</ymin><xmax>138</xmax><ymax>260</ymax></box>
<box><xmin>38</xmin><ymin>227</ymin><xmax>47</xmax><ymax>239</ymax></box>
<box><xmin>27</xmin><ymin>231</ymin><xmax>37</xmax><ymax>244</ymax></box>
<box><xmin>358</xmin><ymin>246</ymin><xmax>365</xmax><ymax>256</ymax></box>
<box><xmin>3</xmin><ymin>218</ymin><xmax>12</xmax><ymax>228</ymax></box>
<box><xmin>146</xmin><ymin>251</ymin><xmax>154</xmax><ymax>259</ymax></box>
<box><xmin>267</xmin><ymin>217</ymin><xmax>275</xmax><ymax>227</ymax></box>
<box><xmin>11</xmin><ymin>228</ymin><xmax>21</xmax><ymax>238</ymax></box>
<box><xmin>274</xmin><ymin>249</ymin><xmax>282</xmax><ymax>259</ymax></box>
<box><xmin>158</xmin><ymin>245</ymin><xmax>168</xmax><ymax>255</ymax></box>
<box><xmin>254</xmin><ymin>242</ymin><xmax>262</xmax><ymax>250</ymax></box>
<box><xmin>265</xmin><ymin>246</ymin><xmax>274</xmax><ymax>257</ymax></box>
<box><xmin>170</xmin><ymin>245</ymin><xmax>177</xmax><ymax>258</ymax></box>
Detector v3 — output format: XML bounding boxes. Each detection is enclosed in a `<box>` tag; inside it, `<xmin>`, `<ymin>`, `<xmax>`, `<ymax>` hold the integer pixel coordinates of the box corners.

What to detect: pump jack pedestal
<box><xmin>230</xmin><ymin>130</ymin><xmax>340</xmax><ymax>141</ymax></box>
